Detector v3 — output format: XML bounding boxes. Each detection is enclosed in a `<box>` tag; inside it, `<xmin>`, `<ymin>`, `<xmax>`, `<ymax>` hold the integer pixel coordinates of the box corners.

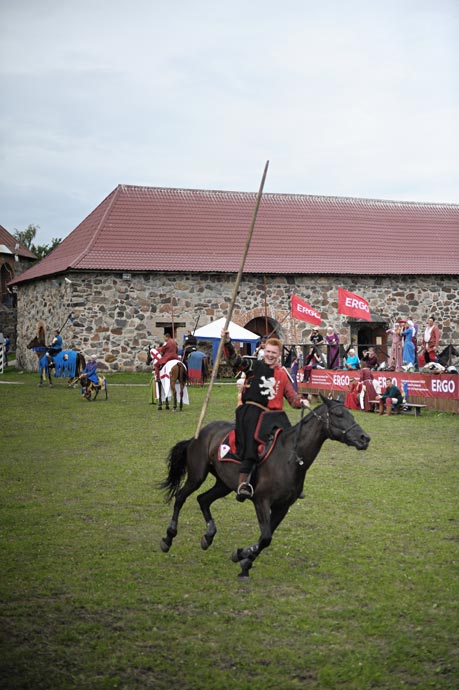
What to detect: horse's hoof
<box><xmin>160</xmin><ymin>539</ymin><xmax>170</xmax><ymax>553</ymax></box>
<box><xmin>201</xmin><ymin>535</ymin><xmax>210</xmax><ymax>550</ymax></box>
<box><xmin>238</xmin><ymin>574</ymin><xmax>250</xmax><ymax>583</ymax></box>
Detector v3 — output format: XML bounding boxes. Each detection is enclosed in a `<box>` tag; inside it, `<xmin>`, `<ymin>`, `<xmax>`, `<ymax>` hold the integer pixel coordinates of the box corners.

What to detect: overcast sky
<box><xmin>1</xmin><ymin>0</ymin><xmax>458</xmax><ymax>245</ymax></box>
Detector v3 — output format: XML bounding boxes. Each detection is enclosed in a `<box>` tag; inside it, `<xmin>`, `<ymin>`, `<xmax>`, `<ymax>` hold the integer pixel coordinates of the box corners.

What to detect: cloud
<box><xmin>0</xmin><ymin>0</ymin><xmax>458</xmax><ymax>243</ymax></box>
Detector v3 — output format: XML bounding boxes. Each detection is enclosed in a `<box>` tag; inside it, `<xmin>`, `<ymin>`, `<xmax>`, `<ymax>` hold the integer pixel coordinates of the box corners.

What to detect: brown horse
<box><xmin>147</xmin><ymin>346</ymin><xmax>188</xmax><ymax>411</ymax></box>
<box><xmin>159</xmin><ymin>396</ymin><xmax>370</xmax><ymax>579</ymax></box>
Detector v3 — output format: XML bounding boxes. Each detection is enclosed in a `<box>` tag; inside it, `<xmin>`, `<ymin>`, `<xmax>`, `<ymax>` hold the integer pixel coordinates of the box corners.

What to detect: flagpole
<box><xmin>194</xmin><ymin>160</ymin><xmax>269</xmax><ymax>439</ymax></box>
<box><xmin>263</xmin><ymin>275</ymin><xmax>268</xmax><ymax>335</ymax></box>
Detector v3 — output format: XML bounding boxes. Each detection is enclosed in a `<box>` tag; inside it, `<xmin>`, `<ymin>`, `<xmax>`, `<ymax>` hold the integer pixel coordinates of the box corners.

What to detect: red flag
<box><xmin>338</xmin><ymin>287</ymin><xmax>371</xmax><ymax>321</ymax></box>
<box><xmin>291</xmin><ymin>294</ymin><xmax>322</xmax><ymax>326</ymax></box>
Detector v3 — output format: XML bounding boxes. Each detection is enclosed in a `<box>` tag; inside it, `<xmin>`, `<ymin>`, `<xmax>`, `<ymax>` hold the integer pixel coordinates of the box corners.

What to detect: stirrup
<box><xmin>237</xmin><ymin>481</ymin><xmax>254</xmax><ymax>498</ymax></box>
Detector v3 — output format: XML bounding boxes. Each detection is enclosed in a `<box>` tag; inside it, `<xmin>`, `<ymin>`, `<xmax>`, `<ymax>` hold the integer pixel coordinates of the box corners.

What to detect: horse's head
<box><xmin>27</xmin><ymin>335</ymin><xmax>41</xmax><ymax>349</ymax></box>
<box><xmin>79</xmin><ymin>373</ymin><xmax>88</xmax><ymax>387</ymax></box>
<box><xmin>314</xmin><ymin>394</ymin><xmax>371</xmax><ymax>450</ymax></box>
<box><xmin>147</xmin><ymin>345</ymin><xmax>161</xmax><ymax>366</ymax></box>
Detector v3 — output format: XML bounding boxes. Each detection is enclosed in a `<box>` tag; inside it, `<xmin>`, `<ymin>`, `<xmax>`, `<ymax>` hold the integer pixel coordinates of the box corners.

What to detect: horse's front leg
<box><xmin>197</xmin><ymin>479</ymin><xmax>232</xmax><ymax>550</ymax></box>
<box><xmin>232</xmin><ymin>499</ymin><xmax>273</xmax><ymax>580</ymax></box>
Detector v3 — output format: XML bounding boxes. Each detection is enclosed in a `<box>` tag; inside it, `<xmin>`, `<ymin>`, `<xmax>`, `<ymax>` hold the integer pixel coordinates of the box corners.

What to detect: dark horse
<box><xmin>159</xmin><ymin>396</ymin><xmax>370</xmax><ymax>579</ymax></box>
<box><xmin>146</xmin><ymin>346</ymin><xmax>187</xmax><ymax>411</ymax></box>
<box><xmin>437</xmin><ymin>344</ymin><xmax>459</xmax><ymax>369</ymax></box>
<box><xmin>27</xmin><ymin>335</ymin><xmax>86</xmax><ymax>386</ymax></box>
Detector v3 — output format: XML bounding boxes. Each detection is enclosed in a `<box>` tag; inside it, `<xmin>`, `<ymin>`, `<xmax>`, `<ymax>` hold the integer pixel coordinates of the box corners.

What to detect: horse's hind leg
<box><xmin>160</xmin><ymin>473</ymin><xmax>210</xmax><ymax>553</ymax></box>
<box><xmin>197</xmin><ymin>479</ymin><xmax>232</xmax><ymax>550</ymax></box>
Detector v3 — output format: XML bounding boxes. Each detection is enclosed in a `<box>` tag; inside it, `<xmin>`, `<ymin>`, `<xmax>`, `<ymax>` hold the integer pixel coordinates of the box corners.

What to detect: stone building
<box><xmin>9</xmin><ymin>185</ymin><xmax>459</xmax><ymax>372</ymax></box>
<box><xmin>0</xmin><ymin>225</ymin><xmax>37</xmax><ymax>349</ymax></box>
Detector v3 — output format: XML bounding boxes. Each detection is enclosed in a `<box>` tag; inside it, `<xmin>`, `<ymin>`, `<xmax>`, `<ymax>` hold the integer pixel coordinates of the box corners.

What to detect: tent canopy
<box><xmin>193</xmin><ymin>317</ymin><xmax>260</xmax><ymax>362</ymax></box>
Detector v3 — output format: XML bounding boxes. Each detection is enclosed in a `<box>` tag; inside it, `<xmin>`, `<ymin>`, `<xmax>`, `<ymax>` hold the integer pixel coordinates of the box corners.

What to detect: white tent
<box><xmin>193</xmin><ymin>317</ymin><xmax>260</xmax><ymax>362</ymax></box>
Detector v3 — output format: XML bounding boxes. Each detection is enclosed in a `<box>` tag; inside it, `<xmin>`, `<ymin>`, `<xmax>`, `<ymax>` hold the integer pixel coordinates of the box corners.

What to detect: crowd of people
<box><xmin>296</xmin><ymin>315</ymin><xmax>442</xmax><ymax>381</ymax></box>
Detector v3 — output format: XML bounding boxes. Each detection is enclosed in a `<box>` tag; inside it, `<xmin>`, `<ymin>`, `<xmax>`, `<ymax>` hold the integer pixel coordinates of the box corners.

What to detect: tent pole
<box><xmin>194</xmin><ymin>160</ymin><xmax>269</xmax><ymax>439</ymax></box>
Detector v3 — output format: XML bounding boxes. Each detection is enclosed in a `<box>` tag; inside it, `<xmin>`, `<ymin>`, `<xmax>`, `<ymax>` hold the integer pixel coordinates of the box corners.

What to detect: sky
<box><xmin>1</xmin><ymin>0</ymin><xmax>458</xmax><ymax>246</ymax></box>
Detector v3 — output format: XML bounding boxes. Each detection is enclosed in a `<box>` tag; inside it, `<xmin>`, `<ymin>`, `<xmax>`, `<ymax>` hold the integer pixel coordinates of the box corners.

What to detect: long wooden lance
<box><xmin>194</xmin><ymin>160</ymin><xmax>269</xmax><ymax>439</ymax></box>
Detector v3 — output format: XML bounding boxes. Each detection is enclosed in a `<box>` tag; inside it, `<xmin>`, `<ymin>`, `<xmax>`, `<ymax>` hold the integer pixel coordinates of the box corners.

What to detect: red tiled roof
<box><xmin>0</xmin><ymin>224</ymin><xmax>37</xmax><ymax>259</ymax></box>
<box><xmin>10</xmin><ymin>185</ymin><xmax>459</xmax><ymax>284</ymax></box>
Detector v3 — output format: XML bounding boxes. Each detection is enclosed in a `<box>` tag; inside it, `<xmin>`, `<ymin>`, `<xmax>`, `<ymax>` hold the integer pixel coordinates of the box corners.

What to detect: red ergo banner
<box><xmin>337</xmin><ymin>287</ymin><xmax>371</xmax><ymax>321</ymax></box>
<box><xmin>299</xmin><ymin>370</ymin><xmax>458</xmax><ymax>400</ymax></box>
<box><xmin>291</xmin><ymin>293</ymin><xmax>321</xmax><ymax>326</ymax></box>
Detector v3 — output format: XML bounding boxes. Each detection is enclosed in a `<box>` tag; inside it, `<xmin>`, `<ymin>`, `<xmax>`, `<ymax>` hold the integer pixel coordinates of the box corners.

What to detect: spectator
<box><xmin>344</xmin><ymin>377</ymin><xmax>361</xmax><ymax>410</ymax></box>
<box><xmin>377</xmin><ymin>377</ymin><xmax>403</xmax><ymax>416</ymax></box>
<box><xmin>254</xmin><ymin>337</ymin><xmax>267</xmax><ymax>360</ymax></box>
<box><xmin>3</xmin><ymin>335</ymin><xmax>10</xmax><ymax>367</ymax></box>
<box><xmin>359</xmin><ymin>368</ymin><xmax>379</xmax><ymax>411</ymax></box>
<box><xmin>325</xmin><ymin>326</ymin><xmax>340</xmax><ymax>369</ymax></box>
<box><xmin>361</xmin><ymin>347</ymin><xmax>378</xmax><ymax>370</ymax></box>
<box><xmin>402</xmin><ymin>320</ymin><xmax>416</xmax><ymax>368</ymax></box>
<box><xmin>309</xmin><ymin>329</ymin><xmax>324</xmax><ymax>351</ymax></box>
<box><xmin>421</xmin><ymin>316</ymin><xmax>441</xmax><ymax>364</ymax></box>
<box><xmin>386</xmin><ymin>323</ymin><xmax>403</xmax><ymax>371</ymax></box>
<box><xmin>302</xmin><ymin>346</ymin><xmax>325</xmax><ymax>383</ymax></box>
<box><xmin>343</xmin><ymin>348</ymin><xmax>359</xmax><ymax>370</ymax></box>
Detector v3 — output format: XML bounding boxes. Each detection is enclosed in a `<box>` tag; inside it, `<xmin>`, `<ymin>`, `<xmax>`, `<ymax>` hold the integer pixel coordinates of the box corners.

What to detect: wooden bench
<box><xmin>369</xmin><ymin>401</ymin><xmax>427</xmax><ymax>416</ymax></box>
<box><xmin>400</xmin><ymin>402</ymin><xmax>427</xmax><ymax>417</ymax></box>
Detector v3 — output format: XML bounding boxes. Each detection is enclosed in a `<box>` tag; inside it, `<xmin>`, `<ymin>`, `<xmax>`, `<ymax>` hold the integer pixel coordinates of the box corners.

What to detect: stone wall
<box><xmin>16</xmin><ymin>271</ymin><xmax>459</xmax><ymax>372</ymax></box>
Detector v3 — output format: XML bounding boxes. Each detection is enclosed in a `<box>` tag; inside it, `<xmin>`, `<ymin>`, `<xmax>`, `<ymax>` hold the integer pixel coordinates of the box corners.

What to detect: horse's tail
<box><xmin>158</xmin><ymin>438</ymin><xmax>192</xmax><ymax>503</ymax></box>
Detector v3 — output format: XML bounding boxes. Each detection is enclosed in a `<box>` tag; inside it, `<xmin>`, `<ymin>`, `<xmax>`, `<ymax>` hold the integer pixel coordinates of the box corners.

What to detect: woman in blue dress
<box><xmin>402</xmin><ymin>320</ymin><xmax>416</xmax><ymax>366</ymax></box>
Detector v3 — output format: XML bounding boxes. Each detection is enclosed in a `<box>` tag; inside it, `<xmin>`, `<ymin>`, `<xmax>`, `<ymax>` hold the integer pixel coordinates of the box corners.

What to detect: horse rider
<box><xmin>47</xmin><ymin>329</ymin><xmax>63</xmax><ymax>357</ymax></box>
<box><xmin>182</xmin><ymin>329</ymin><xmax>198</xmax><ymax>364</ymax></box>
<box><xmin>222</xmin><ymin>329</ymin><xmax>310</xmax><ymax>501</ymax></box>
<box><xmin>154</xmin><ymin>331</ymin><xmax>179</xmax><ymax>382</ymax></box>
<box><xmin>80</xmin><ymin>354</ymin><xmax>98</xmax><ymax>396</ymax></box>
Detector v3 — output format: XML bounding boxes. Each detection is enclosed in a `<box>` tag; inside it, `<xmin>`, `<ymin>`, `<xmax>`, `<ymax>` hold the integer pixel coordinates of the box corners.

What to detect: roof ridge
<box><xmin>70</xmin><ymin>185</ymin><xmax>122</xmax><ymax>268</ymax></box>
<box><xmin>118</xmin><ymin>184</ymin><xmax>459</xmax><ymax>209</ymax></box>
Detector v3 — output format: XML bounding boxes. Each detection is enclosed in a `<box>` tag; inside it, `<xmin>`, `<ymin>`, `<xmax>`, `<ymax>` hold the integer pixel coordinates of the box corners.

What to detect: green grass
<box><xmin>0</xmin><ymin>370</ymin><xmax>458</xmax><ymax>689</ymax></box>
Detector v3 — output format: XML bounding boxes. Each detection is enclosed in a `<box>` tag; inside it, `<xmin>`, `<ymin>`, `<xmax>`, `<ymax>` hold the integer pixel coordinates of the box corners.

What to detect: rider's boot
<box><xmin>236</xmin><ymin>473</ymin><xmax>254</xmax><ymax>502</ymax></box>
<box><xmin>378</xmin><ymin>401</ymin><xmax>384</xmax><ymax>415</ymax></box>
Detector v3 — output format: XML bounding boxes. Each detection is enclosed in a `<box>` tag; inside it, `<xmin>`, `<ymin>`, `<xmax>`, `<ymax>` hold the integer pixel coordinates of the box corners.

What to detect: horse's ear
<box><xmin>320</xmin><ymin>393</ymin><xmax>332</xmax><ymax>406</ymax></box>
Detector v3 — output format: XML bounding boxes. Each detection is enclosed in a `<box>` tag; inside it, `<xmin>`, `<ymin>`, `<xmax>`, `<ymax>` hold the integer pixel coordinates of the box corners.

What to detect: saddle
<box><xmin>218</xmin><ymin>411</ymin><xmax>291</xmax><ymax>464</ymax></box>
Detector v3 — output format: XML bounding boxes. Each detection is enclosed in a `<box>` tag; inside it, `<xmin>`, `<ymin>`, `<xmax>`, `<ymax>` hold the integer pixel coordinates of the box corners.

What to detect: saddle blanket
<box><xmin>218</xmin><ymin>411</ymin><xmax>291</xmax><ymax>464</ymax></box>
<box><xmin>157</xmin><ymin>359</ymin><xmax>189</xmax><ymax>404</ymax></box>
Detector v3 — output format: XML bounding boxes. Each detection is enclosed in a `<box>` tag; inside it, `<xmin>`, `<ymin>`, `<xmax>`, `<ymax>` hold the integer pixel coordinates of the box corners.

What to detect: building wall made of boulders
<box><xmin>16</xmin><ymin>271</ymin><xmax>458</xmax><ymax>371</ymax></box>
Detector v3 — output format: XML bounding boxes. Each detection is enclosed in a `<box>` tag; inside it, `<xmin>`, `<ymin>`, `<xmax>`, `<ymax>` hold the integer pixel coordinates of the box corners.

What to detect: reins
<box><xmin>290</xmin><ymin>403</ymin><xmax>360</xmax><ymax>465</ymax></box>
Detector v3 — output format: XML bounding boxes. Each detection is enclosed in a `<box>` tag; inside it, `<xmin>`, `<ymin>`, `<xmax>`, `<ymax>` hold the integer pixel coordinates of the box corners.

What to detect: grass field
<box><xmin>0</xmin><ymin>369</ymin><xmax>458</xmax><ymax>689</ymax></box>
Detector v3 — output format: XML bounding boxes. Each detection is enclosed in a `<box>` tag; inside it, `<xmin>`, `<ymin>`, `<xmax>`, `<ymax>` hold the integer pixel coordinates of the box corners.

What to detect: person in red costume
<box><xmin>154</xmin><ymin>331</ymin><xmax>179</xmax><ymax>381</ymax></box>
<box><xmin>421</xmin><ymin>316</ymin><xmax>441</xmax><ymax>364</ymax></box>
<box><xmin>222</xmin><ymin>329</ymin><xmax>310</xmax><ymax>501</ymax></box>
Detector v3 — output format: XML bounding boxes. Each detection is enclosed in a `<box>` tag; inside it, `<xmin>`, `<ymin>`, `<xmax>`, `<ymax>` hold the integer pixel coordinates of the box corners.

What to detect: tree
<box><xmin>13</xmin><ymin>224</ymin><xmax>61</xmax><ymax>260</ymax></box>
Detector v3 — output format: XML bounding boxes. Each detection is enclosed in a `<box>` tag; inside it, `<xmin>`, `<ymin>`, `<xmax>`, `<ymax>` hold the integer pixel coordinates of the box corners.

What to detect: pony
<box><xmin>146</xmin><ymin>346</ymin><xmax>188</xmax><ymax>411</ymax></box>
<box><xmin>79</xmin><ymin>373</ymin><xmax>108</xmax><ymax>401</ymax></box>
<box><xmin>159</xmin><ymin>396</ymin><xmax>370</xmax><ymax>579</ymax></box>
<box><xmin>27</xmin><ymin>335</ymin><xmax>86</xmax><ymax>386</ymax></box>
